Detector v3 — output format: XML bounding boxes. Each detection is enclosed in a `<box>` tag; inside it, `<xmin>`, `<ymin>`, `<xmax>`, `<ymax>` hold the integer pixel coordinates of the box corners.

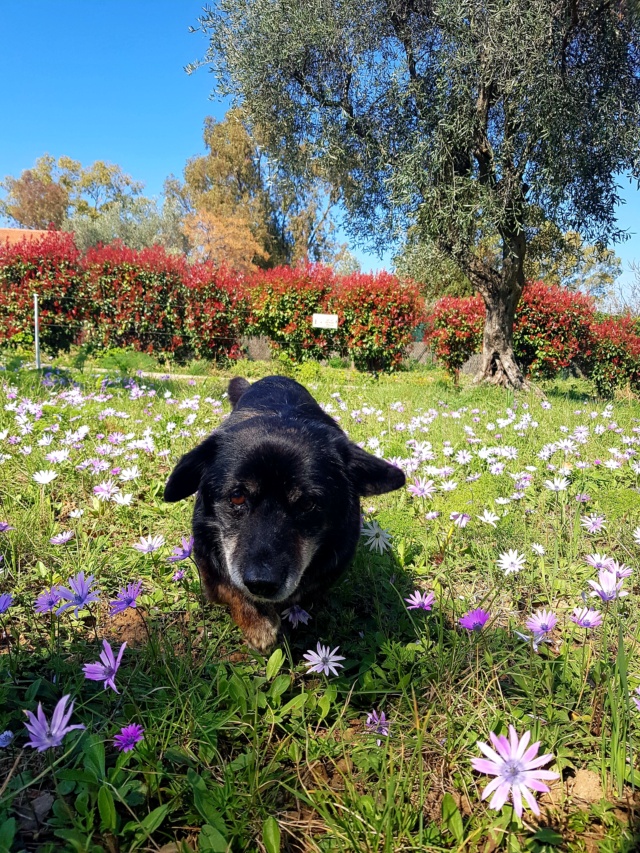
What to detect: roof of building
<box><xmin>0</xmin><ymin>228</ymin><xmax>54</xmax><ymax>245</ymax></box>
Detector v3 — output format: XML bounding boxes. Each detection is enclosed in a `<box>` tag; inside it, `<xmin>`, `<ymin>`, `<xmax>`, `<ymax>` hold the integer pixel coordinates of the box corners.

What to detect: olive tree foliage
<box><xmin>62</xmin><ymin>196</ymin><xmax>187</xmax><ymax>254</ymax></box>
<box><xmin>193</xmin><ymin>0</ymin><xmax>640</xmax><ymax>387</ymax></box>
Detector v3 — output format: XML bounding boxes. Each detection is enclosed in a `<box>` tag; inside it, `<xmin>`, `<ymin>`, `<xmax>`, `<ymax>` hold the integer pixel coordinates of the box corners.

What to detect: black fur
<box><xmin>164</xmin><ymin>375</ymin><xmax>405</xmax><ymax>650</ymax></box>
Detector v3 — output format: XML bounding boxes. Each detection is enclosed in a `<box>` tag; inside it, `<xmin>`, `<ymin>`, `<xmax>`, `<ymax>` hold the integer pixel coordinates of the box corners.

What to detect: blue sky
<box><xmin>0</xmin><ymin>0</ymin><xmax>638</xmax><ymax>283</ymax></box>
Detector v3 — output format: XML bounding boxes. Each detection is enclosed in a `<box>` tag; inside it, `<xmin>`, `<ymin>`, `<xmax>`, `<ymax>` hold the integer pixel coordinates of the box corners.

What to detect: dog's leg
<box><xmin>211</xmin><ymin>581</ymin><xmax>280</xmax><ymax>653</ymax></box>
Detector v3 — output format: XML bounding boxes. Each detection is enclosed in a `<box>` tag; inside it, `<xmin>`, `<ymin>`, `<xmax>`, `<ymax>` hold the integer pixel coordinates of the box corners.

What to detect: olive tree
<box><xmin>193</xmin><ymin>0</ymin><xmax>640</xmax><ymax>387</ymax></box>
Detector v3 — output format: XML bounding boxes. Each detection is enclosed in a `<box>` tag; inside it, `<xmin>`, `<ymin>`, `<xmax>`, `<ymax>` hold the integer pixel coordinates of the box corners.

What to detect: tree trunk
<box><xmin>475</xmin><ymin>285</ymin><xmax>528</xmax><ymax>389</ymax></box>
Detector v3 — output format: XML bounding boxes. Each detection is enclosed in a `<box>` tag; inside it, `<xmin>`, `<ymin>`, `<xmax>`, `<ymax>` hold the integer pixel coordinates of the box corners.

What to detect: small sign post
<box><xmin>311</xmin><ymin>313</ymin><xmax>339</xmax><ymax>329</ymax></box>
<box><xmin>34</xmin><ymin>293</ymin><xmax>41</xmax><ymax>371</ymax></box>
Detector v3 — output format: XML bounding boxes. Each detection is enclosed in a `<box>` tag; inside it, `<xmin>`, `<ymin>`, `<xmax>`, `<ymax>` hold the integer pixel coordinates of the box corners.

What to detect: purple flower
<box><xmin>0</xmin><ymin>593</ymin><xmax>13</xmax><ymax>614</ymax></box>
<box><xmin>570</xmin><ymin>607</ymin><xmax>603</xmax><ymax>629</ymax></box>
<box><xmin>56</xmin><ymin>572</ymin><xmax>100</xmax><ymax>618</ymax></box>
<box><xmin>281</xmin><ymin>604</ymin><xmax>311</xmax><ymax>628</ymax></box>
<box><xmin>580</xmin><ymin>514</ymin><xmax>606</xmax><ymax>534</ymax></box>
<box><xmin>23</xmin><ymin>694</ymin><xmax>85</xmax><ymax>752</ymax></box>
<box><xmin>50</xmin><ymin>530</ymin><xmax>75</xmax><ymax>545</ymax></box>
<box><xmin>83</xmin><ymin>639</ymin><xmax>126</xmax><ymax>693</ymax></box>
<box><xmin>607</xmin><ymin>560</ymin><xmax>632</xmax><ymax>579</ymax></box>
<box><xmin>302</xmin><ymin>642</ymin><xmax>345</xmax><ymax>676</ymax></box>
<box><xmin>110</xmin><ymin>581</ymin><xmax>143</xmax><ymax>615</ymax></box>
<box><xmin>460</xmin><ymin>608</ymin><xmax>490</xmax><ymax>631</ymax></box>
<box><xmin>366</xmin><ymin>709</ymin><xmax>390</xmax><ymax>745</ymax></box>
<box><xmin>172</xmin><ymin>569</ymin><xmax>185</xmax><ymax>582</ymax></box>
<box><xmin>450</xmin><ymin>512</ymin><xmax>471</xmax><ymax>528</ymax></box>
<box><xmin>404</xmin><ymin>590</ymin><xmax>435</xmax><ymax>611</ymax></box>
<box><xmin>35</xmin><ymin>586</ymin><xmax>62</xmax><ymax>614</ymax></box>
<box><xmin>114</xmin><ymin>723</ymin><xmax>144</xmax><ymax>753</ymax></box>
<box><xmin>525</xmin><ymin>609</ymin><xmax>557</xmax><ymax>642</ymax></box>
<box><xmin>407</xmin><ymin>478</ymin><xmax>436</xmax><ymax>499</ymax></box>
<box><xmin>585</xmin><ymin>552</ymin><xmax>615</xmax><ymax>572</ymax></box>
<box><xmin>0</xmin><ymin>522</ymin><xmax>15</xmax><ymax>533</ymax></box>
<box><xmin>471</xmin><ymin>726</ymin><xmax>559</xmax><ymax>818</ymax></box>
<box><xmin>575</xmin><ymin>493</ymin><xmax>591</xmax><ymax>503</ymax></box>
<box><xmin>93</xmin><ymin>480</ymin><xmax>121</xmax><ymax>501</ymax></box>
<box><xmin>167</xmin><ymin>535</ymin><xmax>194</xmax><ymax>563</ymax></box>
<box><xmin>588</xmin><ymin>570</ymin><xmax>628</xmax><ymax>602</ymax></box>
<box><xmin>133</xmin><ymin>534</ymin><xmax>165</xmax><ymax>554</ymax></box>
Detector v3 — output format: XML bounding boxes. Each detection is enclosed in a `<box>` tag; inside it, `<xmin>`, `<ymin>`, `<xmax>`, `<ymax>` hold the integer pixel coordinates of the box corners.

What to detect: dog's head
<box><xmin>164</xmin><ymin>417</ymin><xmax>404</xmax><ymax>603</ymax></box>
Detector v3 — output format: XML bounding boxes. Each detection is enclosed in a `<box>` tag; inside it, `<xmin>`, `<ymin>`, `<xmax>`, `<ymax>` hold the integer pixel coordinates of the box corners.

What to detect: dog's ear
<box><xmin>346</xmin><ymin>443</ymin><xmax>406</xmax><ymax>496</ymax></box>
<box><xmin>228</xmin><ymin>377</ymin><xmax>250</xmax><ymax>408</ymax></box>
<box><xmin>164</xmin><ymin>435</ymin><xmax>217</xmax><ymax>502</ymax></box>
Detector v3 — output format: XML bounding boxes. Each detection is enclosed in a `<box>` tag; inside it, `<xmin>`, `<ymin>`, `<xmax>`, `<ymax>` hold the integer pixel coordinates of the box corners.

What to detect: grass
<box><xmin>0</xmin><ymin>358</ymin><xmax>639</xmax><ymax>852</ymax></box>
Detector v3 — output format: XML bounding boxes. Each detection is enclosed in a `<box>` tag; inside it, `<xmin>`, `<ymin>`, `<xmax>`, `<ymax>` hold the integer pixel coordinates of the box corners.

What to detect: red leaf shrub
<box><xmin>248</xmin><ymin>265</ymin><xmax>337</xmax><ymax>362</ymax></box>
<box><xmin>330</xmin><ymin>272</ymin><xmax>425</xmax><ymax>372</ymax></box>
<box><xmin>424</xmin><ymin>295</ymin><xmax>485</xmax><ymax>373</ymax></box>
<box><xmin>184</xmin><ymin>262</ymin><xmax>249</xmax><ymax>362</ymax></box>
<box><xmin>513</xmin><ymin>282</ymin><xmax>595</xmax><ymax>378</ymax></box>
<box><xmin>82</xmin><ymin>243</ymin><xmax>189</xmax><ymax>358</ymax></box>
<box><xmin>0</xmin><ymin>231</ymin><xmax>86</xmax><ymax>354</ymax></box>
<box><xmin>425</xmin><ymin>284</ymin><xmax>596</xmax><ymax>379</ymax></box>
<box><xmin>587</xmin><ymin>314</ymin><xmax>640</xmax><ymax>397</ymax></box>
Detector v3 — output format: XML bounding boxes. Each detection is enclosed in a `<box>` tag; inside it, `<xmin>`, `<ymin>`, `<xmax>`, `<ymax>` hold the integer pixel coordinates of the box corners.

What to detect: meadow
<box><xmin>0</xmin><ymin>358</ymin><xmax>639</xmax><ymax>852</ymax></box>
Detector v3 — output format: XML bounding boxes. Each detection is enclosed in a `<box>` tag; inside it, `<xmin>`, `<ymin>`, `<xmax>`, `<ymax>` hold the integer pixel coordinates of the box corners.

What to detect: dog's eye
<box><xmin>296</xmin><ymin>497</ymin><xmax>315</xmax><ymax>514</ymax></box>
<box><xmin>230</xmin><ymin>492</ymin><xmax>246</xmax><ymax>507</ymax></box>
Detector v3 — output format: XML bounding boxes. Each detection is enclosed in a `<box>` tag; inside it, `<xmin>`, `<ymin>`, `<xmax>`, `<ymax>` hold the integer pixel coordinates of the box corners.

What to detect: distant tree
<box><xmin>166</xmin><ymin>110</ymin><xmax>348</xmax><ymax>269</ymax></box>
<box><xmin>0</xmin><ymin>168</ymin><xmax>68</xmax><ymax>229</ymax></box>
<box><xmin>62</xmin><ymin>195</ymin><xmax>187</xmax><ymax>254</ymax></box>
<box><xmin>194</xmin><ymin>0</ymin><xmax>640</xmax><ymax>388</ymax></box>
<box><xmin>524</xmin><ymin>226</ymin><xmax>621</xmax><ymax>298</ymax></box>
<box><xmin>0</xmin><ymin>154</ymin><xmax>143</xmax><ymax>228</ymax></box>
<box><xmin>181</xmin><ymin>207</ymin><xmax>269</xmax><ymax>272</ymax></box>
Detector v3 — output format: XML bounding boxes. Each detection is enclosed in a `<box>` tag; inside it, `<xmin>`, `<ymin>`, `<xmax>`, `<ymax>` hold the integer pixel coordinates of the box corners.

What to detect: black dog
<box><xmin>164</xmin><ymin>376</ymin><xmax>405</xmax><ymax>651</ymax></box>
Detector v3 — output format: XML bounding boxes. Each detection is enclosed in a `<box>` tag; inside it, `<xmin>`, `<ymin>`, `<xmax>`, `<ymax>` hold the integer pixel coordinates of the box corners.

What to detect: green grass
<box><xmin>0</xmin><ymin>361</ymin><xmax>639</xmax><ymax>852</ymax></box>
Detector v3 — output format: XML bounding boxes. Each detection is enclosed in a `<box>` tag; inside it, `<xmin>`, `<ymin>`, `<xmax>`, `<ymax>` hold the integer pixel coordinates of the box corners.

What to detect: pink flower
<box><xmin>471</xmin><ymin>725</ymin><xmax>559</xmax><ymax>818</ymax></box>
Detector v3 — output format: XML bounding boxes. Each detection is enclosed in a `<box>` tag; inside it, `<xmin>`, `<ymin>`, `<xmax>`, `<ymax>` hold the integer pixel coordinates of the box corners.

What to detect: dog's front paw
<box><xmin>243</xmin><ymin>612</ymin><xmax>280</xmax><ymax>654</ymax></box>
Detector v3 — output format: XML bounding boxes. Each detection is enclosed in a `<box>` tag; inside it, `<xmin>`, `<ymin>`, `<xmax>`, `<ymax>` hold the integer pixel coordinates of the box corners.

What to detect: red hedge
<box><xmin>425</xmin><ymin>283</ymin><xmax>596</xmax><ymax>379</ymax></box>
<box><xmin>0</xmin><ymin>231</ymin><xmax>86</xmax><ymax>354</ymax></box>
<box><xmin>588</xmin><ymin>315</ymin><xmax>640</xmax><ymax>397</ymax></box>
<box><xmin>248</xmin><ymin>264</ymin><xmax>337</xmax><ymax>362</ymax></box>
<box><xmin>330</xmin><ymin>272</ymin><xmax>426</xmax><ymax>372</ymax></box>
<box><xmin>82</xmin><ymin>243</ymin><xmax>190</xmax><ymax>357</ymax></box>
<box><xmin>425</xmin><ymin>294</ymin><xmax>484</xmax><ymax>373</ymax></box>
<box><xmin>184</xmin><ymin>262</ymin><xmax>249</xmax><ymax>361</ymax></box>
<box><xmin>513</xmin><ymin>282</ymin><xmax>595</xmax><ymax>378</ymax></box>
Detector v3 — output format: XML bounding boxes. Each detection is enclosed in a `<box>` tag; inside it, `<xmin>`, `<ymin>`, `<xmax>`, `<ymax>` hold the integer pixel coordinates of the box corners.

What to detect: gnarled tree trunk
<box><xmin>469</xmin><ymin>235</ymin><xmax>529</xmax><ymax>390</ymax></box>
<box><xmin>476</xmin><ymin>282</ymin><xmax>527</xmax><ymax>389</ymax></box>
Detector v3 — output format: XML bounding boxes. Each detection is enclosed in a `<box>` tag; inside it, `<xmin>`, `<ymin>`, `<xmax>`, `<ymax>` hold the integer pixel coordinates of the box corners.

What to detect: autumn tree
<box><xmin>0</xmin><ymin>169</ymin><xmax>68</xmax><ymax>229</ymax></box>
<box><xmin>166</xmin><ymin>110</ymin><xmax>351</xmax><ymax>270</ymax></box>
<box><xmin>194</xmin><ymin>0</ymin><xmax>640</xmax><ymax>388</ymax></box>
<box><xmin>1</xmin><ymin>154</ymin><xmax>143</xmax><ymax>228</ymax></box>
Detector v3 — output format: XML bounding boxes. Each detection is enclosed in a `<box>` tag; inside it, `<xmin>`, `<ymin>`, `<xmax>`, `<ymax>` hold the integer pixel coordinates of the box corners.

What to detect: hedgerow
<box><xmin>0</xmin><ymin>231</ymin><xmax>86</xmax><ymax>354</ymax></box>
<box><xmin>512</xmin><ymin>282</ymin><xmax>595</xmax><ymax>379</ymax></box>
<box><xmin>82</xmin><ymin>243</ymin><xmax>190</xmax><ymax>359</ymax></box>
<box><xmin>184</xmin><ymin>262</ymin><xmax>249</xmax><ymax>362</ymax></box>
<box><xmin>248</xmin><ymin>264</ymin><xmax>337</xmax><ymax>363</ymax></box>
<box><xmin>330</xmin><ymin>272</ymin><xmax>425</xmax><ymax>372</ymax></box>
<box><xmin>588</xmin><ymin>315</ymin><xmax>640</xmax><ymax>397</ymax></box>
<box><xmin>425</xmin><ymin>284</ymin><xmax>598</xmax><ymax>379</ymax></box>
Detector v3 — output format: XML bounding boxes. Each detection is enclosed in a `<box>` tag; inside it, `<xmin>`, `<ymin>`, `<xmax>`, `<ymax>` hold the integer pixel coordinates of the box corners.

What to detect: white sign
<box><xmin>312</xmin><ymin>313</ymin><xmax>339</xmax><ymax>329</ymax></box>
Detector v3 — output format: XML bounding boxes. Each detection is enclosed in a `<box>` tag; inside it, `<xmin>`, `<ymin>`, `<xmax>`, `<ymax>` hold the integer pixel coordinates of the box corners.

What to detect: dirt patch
<box><xmin>103</xmin><ymin>608</ymin><xmax>149</xmax><ymax>647</ymax></box>
<box><xmin>570</xmin><ymin>769</ymin><xmax>605</xmax><ymax>804</ymax></box>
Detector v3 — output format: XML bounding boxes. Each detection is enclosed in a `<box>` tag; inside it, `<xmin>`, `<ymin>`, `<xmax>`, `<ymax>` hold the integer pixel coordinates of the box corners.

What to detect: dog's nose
<box><xmin>244</xmin><ymin>578</ymin><xmax>280</xmax><ymax>598</ymax></box>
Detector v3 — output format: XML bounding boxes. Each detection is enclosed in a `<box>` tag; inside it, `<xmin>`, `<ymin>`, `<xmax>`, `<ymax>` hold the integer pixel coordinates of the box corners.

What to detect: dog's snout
<box><xmin>243</xmin><ymin>562</ymin><xmax>282</xmax><ymax>599</ymax></box>
<box><xmin>244</xmin><ymin>578</ymin><xmax>281</xmax><ymax>598</ymax></box>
